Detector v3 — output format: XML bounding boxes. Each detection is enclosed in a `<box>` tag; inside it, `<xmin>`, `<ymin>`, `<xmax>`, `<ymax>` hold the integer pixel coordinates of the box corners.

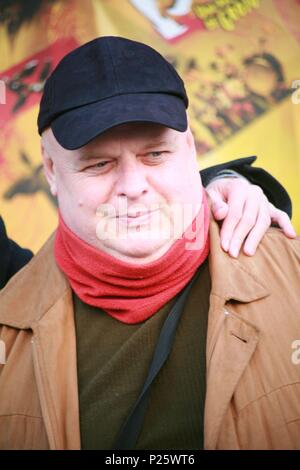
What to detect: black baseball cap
<box><xmin>37</xmin><ymin>36</ymin><xmax>189</xmax><ymax>150</ymax></box>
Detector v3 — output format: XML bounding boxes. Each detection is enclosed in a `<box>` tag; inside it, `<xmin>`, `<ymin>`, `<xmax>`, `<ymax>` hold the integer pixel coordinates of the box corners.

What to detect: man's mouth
<box><xmin>116</xmin><ymin>209</ymin><xmax>159</xmax><ymax>225</ymax></box>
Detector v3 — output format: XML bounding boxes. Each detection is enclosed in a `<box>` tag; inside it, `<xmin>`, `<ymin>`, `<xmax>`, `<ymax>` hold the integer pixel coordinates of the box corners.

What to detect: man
<box><xmin>0</xmin><ymin>36</ymin><xmax>299</xmax><ymax>450</ymax></box>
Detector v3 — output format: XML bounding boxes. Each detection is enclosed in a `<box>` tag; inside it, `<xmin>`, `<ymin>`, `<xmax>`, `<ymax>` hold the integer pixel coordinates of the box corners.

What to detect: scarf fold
<box><xmin>54</xmin><ymin>190</ymin><xmax>210</xmax><ymax>324</ymax></box>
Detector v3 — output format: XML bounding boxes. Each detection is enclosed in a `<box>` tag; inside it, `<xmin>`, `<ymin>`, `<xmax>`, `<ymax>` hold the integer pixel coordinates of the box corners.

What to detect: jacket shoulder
<box><xmin>0</xmin><ymin>233</ymin><xmax>69</xmax><ymax>328</ymax></box>
<box><xmin>260</xmin><ymin>228</ymin><xmax>300</xmax><ymax>266</ymax></box>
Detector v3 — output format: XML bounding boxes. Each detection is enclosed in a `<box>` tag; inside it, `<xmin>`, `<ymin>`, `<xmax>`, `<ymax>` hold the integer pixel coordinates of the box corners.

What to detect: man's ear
<box><xmin>41</xmin><ymin>139</ymin><xmax>57</xmax><ymax>196</ymax></box>
<box><xmin>186</xmin><ymin>126</ymin><xmax>197</xmax><ymax>158</ymax></box>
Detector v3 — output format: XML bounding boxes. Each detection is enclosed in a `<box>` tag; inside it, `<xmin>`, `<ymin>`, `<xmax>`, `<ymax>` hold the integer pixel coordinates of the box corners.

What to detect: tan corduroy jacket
<box><xmin>0</xmin><ymin>221</ymin><xmax>300</xmax><ymax>450</ymax></box>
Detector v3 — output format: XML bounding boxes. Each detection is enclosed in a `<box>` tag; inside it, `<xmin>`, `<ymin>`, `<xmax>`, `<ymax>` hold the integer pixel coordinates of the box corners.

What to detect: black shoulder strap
<box><xmin>114</xmin><ymin>268</ymin><xmax>201</xmax><ymax>449</ymax></box>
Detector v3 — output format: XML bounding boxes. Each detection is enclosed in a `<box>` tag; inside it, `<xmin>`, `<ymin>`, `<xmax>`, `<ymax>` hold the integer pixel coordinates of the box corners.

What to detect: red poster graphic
<box><xmin>0</xmin><ymin>37</ymin><xmax>78</xmax><ymax>127</ymax></box>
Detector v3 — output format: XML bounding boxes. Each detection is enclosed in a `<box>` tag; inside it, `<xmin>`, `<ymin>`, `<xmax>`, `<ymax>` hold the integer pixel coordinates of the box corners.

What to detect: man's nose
<box><xmin>116</xmin><ymin>158</ymin><xmax>149</xmax><ymax>199</ymax></box>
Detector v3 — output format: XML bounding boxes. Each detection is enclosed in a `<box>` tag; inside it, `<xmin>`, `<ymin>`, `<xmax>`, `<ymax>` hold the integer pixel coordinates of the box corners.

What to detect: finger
<box><xmin>219</xmin><ymin>186</ymin><xmax>247</xmax><ymax>252</ymax></box>
<box><xmin>206</xmin><ymin>188</ymin><xmax>229</xmax><ymax>221</ymax></box>
<box><xmin>269</xmin><ymin>204</ymin><xmax>297</xmax><ymax>238</ymax></box>
<box><xmin>243</xmin><ymin>205</ymin><xmax>271</xmax><ymax>256</ymax></box>
<box><xmin>227</xmin><ymin>195</ymin><xmax>261</xmax><ymax>258</ymax></box>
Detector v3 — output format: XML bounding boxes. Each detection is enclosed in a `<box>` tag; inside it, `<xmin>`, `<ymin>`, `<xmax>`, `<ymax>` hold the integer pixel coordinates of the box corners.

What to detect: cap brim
<box><xmin>51</xmin><ymin>93</ymin><xmax>187</xmax><ymax>150</ymax></box>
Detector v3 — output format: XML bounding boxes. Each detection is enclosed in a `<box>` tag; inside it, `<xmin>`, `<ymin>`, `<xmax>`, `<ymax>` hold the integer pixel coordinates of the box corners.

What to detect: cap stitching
<box><xmin>106</xmin><ymin>39</ymin><xmax>120</xmax><ymax>94</ymax></box>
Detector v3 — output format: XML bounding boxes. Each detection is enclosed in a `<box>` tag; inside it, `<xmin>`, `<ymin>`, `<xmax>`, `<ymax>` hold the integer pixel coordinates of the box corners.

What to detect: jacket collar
<box><xmin>204</xmin><ymin>219</ymin><xmax>270</xmax><ymax>449</ymax></box>
<box><xmin>206</xmin><ymin>218</ymin><xmax>270</xmax><ymax>366</ymax></box>
<box><xmin>208</xmin><ymin>218</ymin><xmax>270</xmax><ymax>304</ymax></box>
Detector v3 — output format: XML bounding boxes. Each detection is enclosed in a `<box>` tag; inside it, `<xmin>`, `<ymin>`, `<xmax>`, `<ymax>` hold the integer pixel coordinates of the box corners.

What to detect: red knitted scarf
<box><xmin>54</xmin><ymin>191</ymin><xmax>210</xmax><ymax>324</ymax></box>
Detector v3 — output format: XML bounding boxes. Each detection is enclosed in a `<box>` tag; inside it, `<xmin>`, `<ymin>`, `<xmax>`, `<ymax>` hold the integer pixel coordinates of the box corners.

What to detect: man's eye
<box><xmin>148</xmin><ymin>151</ymin><xmax>165</xmax><ymax>157</ymax></box>
<box><xmin>93</xmin><ymin>161</ymin><xmax>108</xmax><ymax>168</ymax></box>
<box><xmin>86</xmin><ymin>161</ymin><xmax>110</xmax><ymax>170</ymax></box>
<box><xmin>142</xmin><ymin>151</ymin><xmax>168</xmax><ymax>165</ymax></box>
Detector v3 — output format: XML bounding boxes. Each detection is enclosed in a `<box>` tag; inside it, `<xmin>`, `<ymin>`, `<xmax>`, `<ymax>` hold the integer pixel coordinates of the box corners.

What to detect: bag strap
<box><xmin>114</xmin><ymin>268</ymin><xmax>201</xmax><ymax>449</ymax></box>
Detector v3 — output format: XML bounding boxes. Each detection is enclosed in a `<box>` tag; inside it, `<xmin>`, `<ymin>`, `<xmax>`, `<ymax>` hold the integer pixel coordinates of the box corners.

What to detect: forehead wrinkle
<box><xmin>78</xmin><ymin>133</ymin><xmax>169</xmax><ymax>161</ymax></box>
<box><xmin>74</xmin><ymin>125</ymin><xmax>183</xmax><ymax>162</ymax></box>
<box><xmin>78</xmin><ymin>137</ymin><xmax>122</xmax><ymax>160</ymax></box>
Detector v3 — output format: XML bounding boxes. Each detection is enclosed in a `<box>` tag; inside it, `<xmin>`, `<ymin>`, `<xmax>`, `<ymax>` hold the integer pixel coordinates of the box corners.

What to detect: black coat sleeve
<box><xmin>200</xmin><ymin>156</ymin><xmax>292</xmax><ymax>218</ymax></box>
<box><xmin>0</xmin><ymin>216</ymin><xmax>33</xmax><ymax>289</ymax></box>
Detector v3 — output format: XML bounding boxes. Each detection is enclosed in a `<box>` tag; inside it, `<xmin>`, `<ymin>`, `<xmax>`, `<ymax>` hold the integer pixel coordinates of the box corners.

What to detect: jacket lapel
<box><xmin>0</xmin><ymin>234</ymin><xmax>81</xmax><ymax>449</ymax></box>
<box><xmin>32</xmin><ymin>289</ymin><xmax>81</xmax><ymax>450</ymax></box>
<box><xmin>204</xmin><ymin>221</ymin><xmax>270</xmax><ymax>449</ymax></box>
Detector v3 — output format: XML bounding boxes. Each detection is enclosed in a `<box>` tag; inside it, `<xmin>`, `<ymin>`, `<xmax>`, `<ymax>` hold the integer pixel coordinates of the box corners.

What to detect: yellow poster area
<box><xmin>199</xmin><ymin>97</ymin><xmax>300</xmax><ymax>214</ymax></box>
<box><xmin>0</xmin><ymin>0</ymin><xmax>299</xmax><ymax>254</ymax></box>
<box><xmin>0</xmin><ymin>0</ymin><xmax>99</xmax><ymax>253</ymax></box>
<box><xmin>0</xmin><ymin>107</ymin><xmax>58</xmax><ymax>253</ymax></box>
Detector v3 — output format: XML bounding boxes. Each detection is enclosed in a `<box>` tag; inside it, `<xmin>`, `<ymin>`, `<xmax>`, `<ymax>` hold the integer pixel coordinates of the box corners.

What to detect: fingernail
<box><xmin>230</xmin><ymin>246</ymin><xmax>238</xmax><ymax>258</ymax></box>
<box><xmin>213</xmin><ymin>205</ymin><xmax>224</xmax><ymax>216</ymax></box>
<box><xmin>244</xmin><ymin>247</ymin><xmax>255</xmax><ymax>256</ymax></box>
<box><xmin>222</xmin><ymin>239</ymin><xmax>229</xmax><ymax>251</ymax></box>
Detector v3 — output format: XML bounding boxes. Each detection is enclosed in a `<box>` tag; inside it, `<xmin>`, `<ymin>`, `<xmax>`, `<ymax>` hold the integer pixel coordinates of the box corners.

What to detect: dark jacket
<box><xmin>0</xmin><ymin>217</ymin><xmax>33</xmax><ymax>289</ymax></box>
<box><xmin>200</xmin><ymin>156</ymin><xmax>292</xmax><ymax>218</ymax></box>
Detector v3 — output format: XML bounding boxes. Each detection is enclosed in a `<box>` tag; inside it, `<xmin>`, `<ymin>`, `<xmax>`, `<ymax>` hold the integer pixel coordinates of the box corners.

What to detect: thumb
<box><xmin>206</xmin><ymin>188</ymin><xmax>229</xmax><ymax>221</ymax></box>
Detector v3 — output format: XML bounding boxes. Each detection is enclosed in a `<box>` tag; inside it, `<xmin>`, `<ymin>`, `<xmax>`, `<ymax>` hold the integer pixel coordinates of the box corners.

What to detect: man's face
<box><xmin>42</xmin><ymin>122</ymin><xmax>203</xmax><ymax>263</ymax></box>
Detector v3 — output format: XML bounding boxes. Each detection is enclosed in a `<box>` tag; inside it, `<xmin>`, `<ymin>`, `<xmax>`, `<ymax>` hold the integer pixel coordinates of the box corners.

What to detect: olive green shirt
<box><xmin>74</xmin><ymin>259</ymin><xmax>210</xmax><ymax>450</ymax></box>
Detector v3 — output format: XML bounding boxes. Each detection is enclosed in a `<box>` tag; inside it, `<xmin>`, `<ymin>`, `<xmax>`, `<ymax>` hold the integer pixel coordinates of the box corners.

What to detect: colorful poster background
<box><xmin>0</xmin><ymin>0</ymin><xmax>299</xmax><ymax>253</ymax></box>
